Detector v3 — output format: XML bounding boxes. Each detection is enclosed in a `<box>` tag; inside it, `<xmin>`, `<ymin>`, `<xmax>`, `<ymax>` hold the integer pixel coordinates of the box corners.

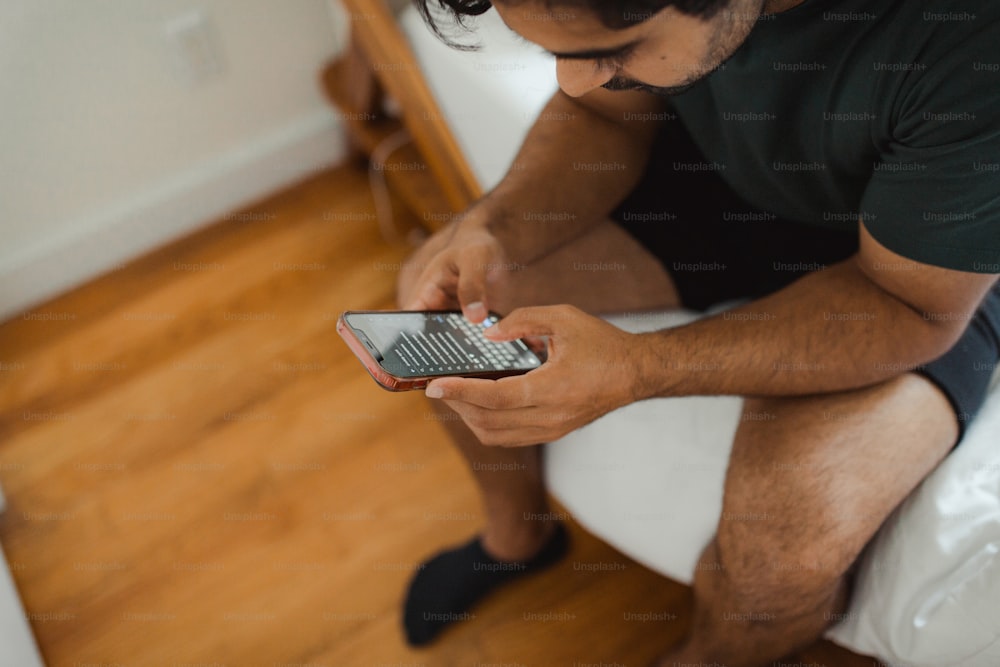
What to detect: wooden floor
<box><xmin>0</xmin><ymin>164</ymin><xmax>877</xmax><ymax>667</ymax></box>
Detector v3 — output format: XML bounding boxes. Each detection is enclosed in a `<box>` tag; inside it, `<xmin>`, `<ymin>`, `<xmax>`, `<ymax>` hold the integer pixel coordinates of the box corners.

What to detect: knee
<box><xmin>715</xmin><ymin>470</ymin><xmax>859</xmax><ymax>597</ymax></box>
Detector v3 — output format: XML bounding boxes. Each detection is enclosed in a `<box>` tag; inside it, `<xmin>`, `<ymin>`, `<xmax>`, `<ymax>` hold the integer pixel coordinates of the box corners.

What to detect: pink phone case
<box><xmin>337</xmin><ymin>314</ymin><xmax>424</xmax><ymax>391</ymax></box>
<box><xmin>337</xmin><ymin>311</ymin><xmax>540</xmax><ymax>392</ymax></box>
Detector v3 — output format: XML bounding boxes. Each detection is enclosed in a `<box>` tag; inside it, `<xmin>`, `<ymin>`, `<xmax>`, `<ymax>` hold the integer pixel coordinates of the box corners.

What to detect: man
<box><xmin>394</xmin><ymin>0</ymin><xmax>1000</xmax><ymax>664</ymax></box>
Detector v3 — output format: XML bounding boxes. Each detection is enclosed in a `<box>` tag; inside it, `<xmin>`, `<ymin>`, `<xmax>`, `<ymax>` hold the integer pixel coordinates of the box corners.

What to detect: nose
<box><xmin>555</xmin><ymin>58</ymin><xmax>615</xmax><ymax>97</ymax></box>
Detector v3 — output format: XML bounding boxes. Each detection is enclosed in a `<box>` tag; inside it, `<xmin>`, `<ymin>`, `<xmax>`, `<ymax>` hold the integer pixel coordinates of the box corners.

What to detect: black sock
<box><xmin>402</xmin><ymin>522</ymin><xmax>569</xmax><ymax>646</ymax></box>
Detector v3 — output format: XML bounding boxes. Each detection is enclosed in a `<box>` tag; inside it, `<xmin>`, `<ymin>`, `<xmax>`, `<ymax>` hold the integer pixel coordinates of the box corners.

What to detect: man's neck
<box><xmin>763</xmin><ymin>0</ymin><xmax>808</xmax><ymax>14</ymax></box>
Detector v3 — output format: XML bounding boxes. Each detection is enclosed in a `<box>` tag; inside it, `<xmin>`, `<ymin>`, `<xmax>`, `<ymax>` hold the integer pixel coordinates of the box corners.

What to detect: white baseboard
<box><xmin>0</xmin><ymin>110</ymin><xmax>346</xmax><ymax>322</ymax></box>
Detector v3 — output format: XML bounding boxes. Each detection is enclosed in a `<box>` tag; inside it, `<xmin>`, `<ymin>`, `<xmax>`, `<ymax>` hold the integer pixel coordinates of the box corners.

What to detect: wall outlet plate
<box><xmin>163</xmin><ymin>10</ymin><xmax>225</xmax><ymax>86</ymax></box>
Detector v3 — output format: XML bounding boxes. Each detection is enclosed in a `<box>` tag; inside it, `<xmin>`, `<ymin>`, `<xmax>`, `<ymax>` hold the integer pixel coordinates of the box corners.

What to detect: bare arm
<box><xmin>470</xmin><ymin>88</ymin><xmax>668</xmax><ymax>264</ymax></box>
<box><xmin>633</xmin><ymin>223</ymin><xmax>1000</xmax><ymax>399</ymax></box>
<box><xmin>405</xmin><ymin>87</ymin><xmax>669</xmax><ymax>319</ymax></box>
<box><xmin>424</xmin><ymin>222</ymin><xmax>998</xmax><ymax>446</ymax></box>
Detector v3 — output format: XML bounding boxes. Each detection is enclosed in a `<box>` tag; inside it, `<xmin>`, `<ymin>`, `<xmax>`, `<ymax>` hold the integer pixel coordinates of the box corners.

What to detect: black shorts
<box><xmin>611</xmin><ymin>120</ymin><xmax>1000</xmax><ymax>443</ymax></box>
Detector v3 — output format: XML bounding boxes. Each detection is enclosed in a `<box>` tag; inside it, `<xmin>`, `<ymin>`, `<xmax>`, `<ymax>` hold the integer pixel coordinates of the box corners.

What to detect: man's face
<box><xmin>491</xmin><ymin>0</ymin><xmax>767</xmax><ymax>97</ymax></box>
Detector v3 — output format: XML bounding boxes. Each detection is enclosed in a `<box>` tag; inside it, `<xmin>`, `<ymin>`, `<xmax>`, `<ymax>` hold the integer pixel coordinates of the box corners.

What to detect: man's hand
<box><xmin>424</xmin><ymin>305</ymin><xmax>641</xmax><ymax>447</ymax></box>
<box><xmin>403</xmin><ymin>220</ymin><xmax>508</xmax><ymax>323</ymax></box>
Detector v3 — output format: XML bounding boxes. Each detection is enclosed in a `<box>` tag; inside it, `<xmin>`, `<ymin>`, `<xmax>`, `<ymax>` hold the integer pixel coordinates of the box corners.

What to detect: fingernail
<box><xmin>425</xmin><ymin>385</ymin><xmax>443</xmax><ymax>399</ymax></box>
<box><xmin>465</xmin><ymin>302</ymin><xmax>486</xmax><ymax>321</ymax></box>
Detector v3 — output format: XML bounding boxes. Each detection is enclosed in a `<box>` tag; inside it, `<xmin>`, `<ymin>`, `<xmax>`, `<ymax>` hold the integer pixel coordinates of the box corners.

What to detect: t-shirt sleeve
<box><xmin>858</xmin><ymin>33</ymin><xmax>1000</xmax><ymax>273</ymax></box>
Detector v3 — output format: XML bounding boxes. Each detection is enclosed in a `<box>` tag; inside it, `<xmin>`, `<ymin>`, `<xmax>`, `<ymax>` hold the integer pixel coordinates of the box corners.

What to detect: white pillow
<box><xmin>826</xmin><ymin>369</ymin><xmax>1000</xmax><ymax>666</ymax></box>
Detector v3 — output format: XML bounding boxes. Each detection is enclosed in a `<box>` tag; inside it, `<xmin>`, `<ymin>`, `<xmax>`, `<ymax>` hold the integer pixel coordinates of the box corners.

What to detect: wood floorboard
<box><xmin>0</xmin><ymin>164</ymin><xmax>878</xmax><ymax>667</ymax></box>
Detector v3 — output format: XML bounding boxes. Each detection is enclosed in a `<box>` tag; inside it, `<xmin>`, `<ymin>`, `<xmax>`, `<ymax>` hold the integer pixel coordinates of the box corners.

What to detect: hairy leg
<box><xmin>655</xmin><ymin>372</ymin><xmax>958</xmax><ymax>666</ymax></box>
<box><xmin>398</xmin><ymin>219</ymin><xmax>679</xmax><ymax>558</ymax></box>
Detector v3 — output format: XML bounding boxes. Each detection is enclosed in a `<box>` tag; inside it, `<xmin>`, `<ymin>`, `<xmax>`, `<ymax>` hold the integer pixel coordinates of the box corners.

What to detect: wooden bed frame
<box><xmin>320</xmin><ymin>0</ymin><xmax>482</xmax><ymax>229</ymax></box>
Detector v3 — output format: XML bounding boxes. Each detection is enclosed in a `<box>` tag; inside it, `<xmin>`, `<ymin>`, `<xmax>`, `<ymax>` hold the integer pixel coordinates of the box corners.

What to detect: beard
<box><xmin>603</xmin><ymin>0</ymin><xmax>764</xmax><ymax>97</ymax></box>
<box><xmin>602</xmin><ymin>73</ymin><xmax>706</xmax><ymax>96</ymax></box>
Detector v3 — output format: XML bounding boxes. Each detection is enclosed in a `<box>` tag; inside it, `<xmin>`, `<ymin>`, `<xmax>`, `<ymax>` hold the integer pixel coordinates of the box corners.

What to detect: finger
<box><xmin>438</xmin><ymin>401</ymin><xmax>516</xmax><ymax>431</ymax></box>
<box><xmin>425</xmin><ymin>376</ymin><xmax>531</xmax><ymax>410</ymax></box>
<box><xmin>439</xmin><ymin>402</ymin><xmax>553</xmax><ymax>447</ymax></box>
<box><xmin>406</xmin><ymin>282</ymin><xmax>454</xmax><ymax>311</ymax></box>
<box><xmin>521</xmin><ymin>335</ymin><xmax>548</xmax><ymax>357</ymax></box>
<box><xmin>406</xmin><ymin>260</ymin><xmax>459</xmax><ymax>311</ymax></box>
<box><xmin>473</xmin><ymin>406</ymin><xmax>567</xmax><ymax>434</ymax></box>
<box><xmin>404</xmin><ymin>291</ymin><xmax>431</xmax><ymax>311</ymax></box>
<box><xmin>476</xmin><ymin>424</ymin><xmax>552</xmax><ymax>448</ymax></box>
<box><xmin>483</xmin><ymin>305</ymin><xmax>566</xmax><ymax>341</ymax></box>
<box><xmin>473</xmin><ymin>411</ymin><xmax>568</xmax><ymax>446</ymax></box>
<box><xmin>455</xmin><ymin>245</ymin><xmax>497</xmax><ymax>323</ymax></box>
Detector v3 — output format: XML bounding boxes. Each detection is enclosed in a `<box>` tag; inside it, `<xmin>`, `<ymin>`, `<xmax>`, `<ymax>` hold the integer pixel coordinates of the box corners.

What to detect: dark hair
<box><xmin>414</xmin><ymin>0</ymin><xmax>733</xmax><ymax>48</ymax></box>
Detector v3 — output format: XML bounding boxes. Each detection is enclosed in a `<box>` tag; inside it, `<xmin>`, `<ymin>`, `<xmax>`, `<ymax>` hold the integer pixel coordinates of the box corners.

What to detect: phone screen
<box><xmin>344</xmin><ymin>311</ymin><xmax>542</xmax><ymax>378</ymax></box>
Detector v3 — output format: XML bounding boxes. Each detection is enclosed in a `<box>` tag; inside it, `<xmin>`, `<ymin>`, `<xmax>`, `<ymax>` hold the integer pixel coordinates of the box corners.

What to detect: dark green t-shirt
<box><xmin>669</xmin><ymin>0</ymin><xmax>1000</xmax><ymax>272</ymax></box>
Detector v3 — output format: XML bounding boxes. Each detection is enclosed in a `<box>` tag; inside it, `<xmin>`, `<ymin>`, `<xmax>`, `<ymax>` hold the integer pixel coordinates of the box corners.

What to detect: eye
<box><xmin>593</xmin><ymin>55</ymin><xmax>623</xmax><ymax>70</ymax></box>
<box><xmin>593</xmin><ymin>48</ymin><xmax>634</xmax><ymax>70</ymax></box>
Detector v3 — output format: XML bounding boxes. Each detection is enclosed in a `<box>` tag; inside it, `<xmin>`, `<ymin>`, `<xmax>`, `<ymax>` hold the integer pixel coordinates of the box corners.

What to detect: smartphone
<box><xmin>337</xmin><ymin>310</ymin><xmax>544</xmax><ymax>391</ymax></box>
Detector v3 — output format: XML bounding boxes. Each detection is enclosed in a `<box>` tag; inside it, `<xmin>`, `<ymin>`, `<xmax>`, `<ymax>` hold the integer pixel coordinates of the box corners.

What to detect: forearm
<box><xmin>634</xmin><ymin>258</ymin><xmax>962</xmax><ymax>399</ymax></box>
<box><xmin>466</xmin><ymin>90</ymin><xmax>663</xmax><ymax>265</ymax></box>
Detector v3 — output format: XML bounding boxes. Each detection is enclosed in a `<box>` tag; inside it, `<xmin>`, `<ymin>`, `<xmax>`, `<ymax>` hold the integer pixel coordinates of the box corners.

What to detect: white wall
<box><xmin>0</xmin><ymin>0</ymin><xmax>348</xmax><ymax>320</ymax></box>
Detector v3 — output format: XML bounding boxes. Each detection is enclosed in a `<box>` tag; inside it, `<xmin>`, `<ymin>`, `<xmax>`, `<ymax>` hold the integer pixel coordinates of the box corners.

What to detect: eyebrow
<box><xmin>546</xmin><ymin>40</ymin><xmax>641</xmax><ymax>60</ymax></box>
